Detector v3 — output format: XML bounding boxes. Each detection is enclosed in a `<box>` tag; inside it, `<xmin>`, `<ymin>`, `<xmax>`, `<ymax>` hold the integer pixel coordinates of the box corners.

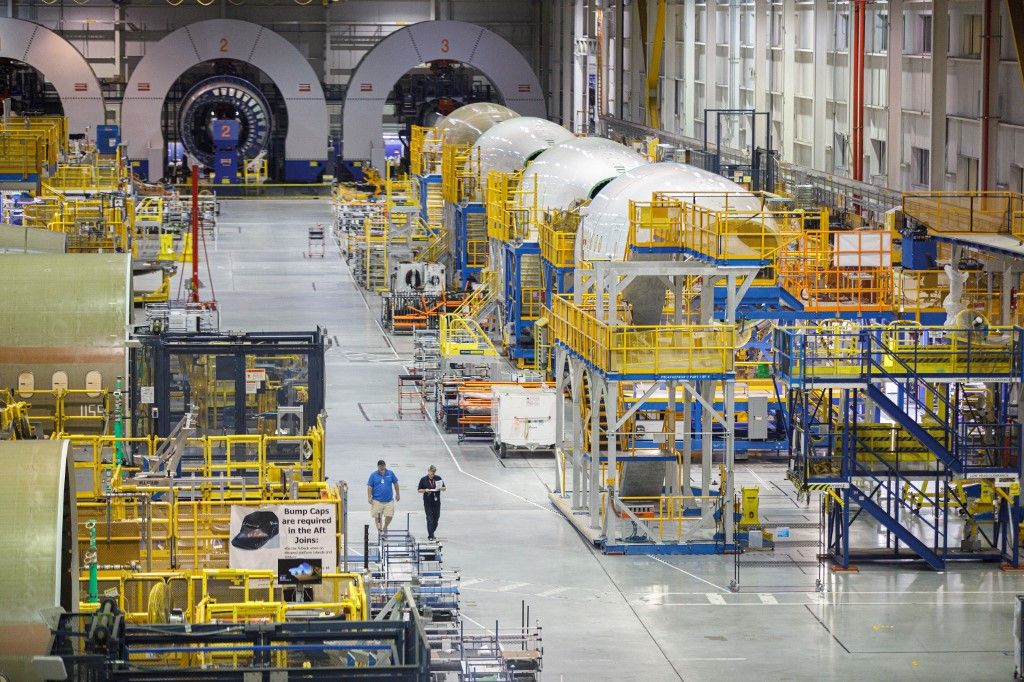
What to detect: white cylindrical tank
<box><xmin>437</xmin><ymin>103</ymin><xmax>518</xmax><ymax>146</ymax></box>
<box><xmin>522</xmin><ymin>137</ymin><xmax>648</xmax><ymax>213</ymax></box>
<box><xmin>472</xmin><ymin>117</ymin><xmax>575</xmax><ymax>182</ymax></box>
<box><xmin>577</xmin><ymin>162</ymin><xmax>778</xmax><ymax>324</ymax></box>
<box><xmin>577</xmin><ymin>162</ymin><xmax>770</xmax><ymax>262</ymax></box>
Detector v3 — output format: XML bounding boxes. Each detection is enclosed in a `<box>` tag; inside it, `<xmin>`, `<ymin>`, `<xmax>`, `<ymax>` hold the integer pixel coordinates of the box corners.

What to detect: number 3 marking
<box><xmin>440</xmin><ymin>38</ymin><xmax>449</xmax><ymax>53</ymax></box>
<box><xmin>219</xmin><ymin>38</ymin><xmax>229</xmax><ymax>52</ymax></box>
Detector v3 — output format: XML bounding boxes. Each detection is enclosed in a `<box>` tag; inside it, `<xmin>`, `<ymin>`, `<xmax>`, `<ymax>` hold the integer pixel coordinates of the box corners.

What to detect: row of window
<box><xmin>16</xmin><ymin>370</ymin><xmax>105</xmax><ymax>398</ymax></box>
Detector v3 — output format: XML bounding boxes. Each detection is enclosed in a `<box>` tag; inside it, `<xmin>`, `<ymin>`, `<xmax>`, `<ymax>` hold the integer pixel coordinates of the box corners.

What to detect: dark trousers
<box><xmin>424</xmin><ymin>497</ymin><xmax>441</xmax><ymax>538</ymax></box>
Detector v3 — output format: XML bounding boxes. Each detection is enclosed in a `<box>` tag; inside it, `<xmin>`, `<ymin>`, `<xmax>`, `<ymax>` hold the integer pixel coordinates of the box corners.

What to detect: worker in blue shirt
<box><xmin>367</xmin><ymin>459</ymin><xmax>400</xmax><ymax>532</ymax></box>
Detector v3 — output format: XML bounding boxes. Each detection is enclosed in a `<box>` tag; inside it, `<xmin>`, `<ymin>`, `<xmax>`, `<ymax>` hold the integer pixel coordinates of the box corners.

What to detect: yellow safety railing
<box><xmin>0</xmin><ymin>132</ymin><xmax>46</xmax><ymax>179</ymax></box>
<box><xmin>135</xmin><ymin>196</ymin><xmax>164</xmax><ymax>227</ymax></box>
<box><xmin>486</xmin><ymin>170</ymin><xmax>538</xmax><ymax>242</ymax></box>
<box><xmin>439</xmin><ymin>314</ymin><xmax>498</xmax><ymax>357</ymax></box>
<box><xmin>410</xmin><ymin>125</ymin><xmax>445</xmax><ymax>176</ymax></box>
<box><xmin>519</xmin><ymin>252</ymin><xmax>544</xmax><ymax>322</ymax></box>
<box><xmin>0</xmin><ymin>116</ymin><xmax>65</xmax><ymax>177</ymax></box>
<box><xmin>1</xmin><ymin>115</ymin><xmax>67</xmax><ymax>145</ymax></box>
<box><xmin>896</xmin><ymin>268</ymin><xmax>1010</xmax><ymax>322</ymax></box>
<box><xmin>68</xmin><ymin>417</ymin><xmax>326</xmax><ymax>501</ymax></box>
<box><xmin>779</xmin><ymin>231</ymin><xmax>894</xmax><ymax>313</ymax></box>
<box><xmin>21</xmin><ymin>197</ymin><xmax>62</xmax><ymax>229</ymax></box>
<box><xmin>362</xmin><ymin>212</ymin><xmax>389</xmax><ymax>291</ymax></box>
<box><xmin>7</xmin><ymin>388</ymin><xmax>110</xmax><ymax>438</ymax></box>
<box><xmin>0</xmin><ymin>393</ymin><xmax>31</xmax><ymax>439</ymax></box>
<box><xmin>628</xmin><ymin>191</ymin><xmax>813</xmax><ymax>268</ymax></box>
<box><xmin>598</xmin><ymin>493</ymin><xmax>722</xmax><ymax>540</ymax></box>
<box><xmin>776</xmin><ymin>323</ymin><xmax>1019</xmax><ymax>379</ymax></box>
<box><xmin>902</xmin><ymin>191</ymin><xmax>1024</xmax><ymax>238</ymax></box>
<box><xmin>441</xmin><ymin>143</ymin><xmax>480</xmax><ymax>204</ymax></box>
<box><xmin>549</xmin><ymin>295</ymin><xmax>736</xmax><ymax>376</ymax></box>
<box><xmin>453</xmin><ymin>268</ymin><xmax>497</xmax><ymax>318</ymax></box>
<box><xmin>879</xmin><ymin>324</ymin><xmax>1017</xmax><ymax>375</ymax></box>
<box><xmin>78</xmin><ymin>570</ymin><xmax>367</xmax><ymax>625</ymax></box>
<box><xmin>539</xmin><ymin>209</ymin><xmax>581</xmax><ymax>270</ymax></box>
<box><xmin>242</xmin><ymin>157</ymin><xmax>269</xmax><ymax>185</ymax></box>
<box><xmin>414</xmin><ymin>222</ymin><xmax>449</xmax><ymax>263</ymax></box>
<box><xmin>173</xmin><ymin>495</ymin><xmax>342</xmax><ymax>571</ymax></box>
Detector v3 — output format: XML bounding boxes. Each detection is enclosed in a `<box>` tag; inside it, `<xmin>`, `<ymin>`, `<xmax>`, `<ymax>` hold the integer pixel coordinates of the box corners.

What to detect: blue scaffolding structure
<box><xmin>777</xmin><ymin>324</ymin><xmax>1024</xmax><ymax>570</ymax></box>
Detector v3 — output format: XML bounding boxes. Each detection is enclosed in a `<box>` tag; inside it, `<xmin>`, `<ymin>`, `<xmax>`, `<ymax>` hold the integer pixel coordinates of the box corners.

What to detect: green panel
<box><xmin>0</xmin><ymin>440</ymin><xmax>75</xmax><ymax>681</ymax></box>
<box><xmin>0</xmin><ymin>253</ymin><xmax>131</xmax><ymax>392</ymax></box>
<box><xmin>0</xmin><ymin>254</ymin><xmax>130</xmax><ymax>348</ymax></box>
<box><xmin>0</xmin><ymin>224</ymin><xmax>67</xmax><ymax>253</ymax></box>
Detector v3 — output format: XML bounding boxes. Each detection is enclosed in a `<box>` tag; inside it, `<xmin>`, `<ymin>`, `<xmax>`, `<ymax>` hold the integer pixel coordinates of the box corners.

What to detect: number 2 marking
<box><xmin>220</xmin><ymin>124</ymin><xmax>231</xmax><ymax>138</ymax></box>
<box><xmin>440</xmin><ymin>38</ymin><xmax>449</xmax><ymax>53</ymax></box>
<box><xmin>219</xmin><ymin>38</ymin><xmax>229</xmax><ymax>52</ymax></box>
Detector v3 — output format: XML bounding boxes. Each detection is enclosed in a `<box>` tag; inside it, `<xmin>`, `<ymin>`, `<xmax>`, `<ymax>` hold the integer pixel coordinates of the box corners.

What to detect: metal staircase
<box><xmin>781</xmin><ymin>323</ymin><xmax>1023</xmax><ymax>569</ymax></box>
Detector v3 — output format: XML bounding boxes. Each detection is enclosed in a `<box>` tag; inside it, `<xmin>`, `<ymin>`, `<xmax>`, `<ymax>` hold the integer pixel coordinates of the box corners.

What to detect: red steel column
<box><xmin>190</xmin><ymin>164</ymin><xmax>200</xmax><ymax>303</ymax></box>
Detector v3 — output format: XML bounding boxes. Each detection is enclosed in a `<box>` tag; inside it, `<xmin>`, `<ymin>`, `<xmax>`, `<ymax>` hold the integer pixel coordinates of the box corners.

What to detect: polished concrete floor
<box><xmin>186</xmin><ymin>199</ymin><xmax>1024</xmax><ymax>681</ymax></box>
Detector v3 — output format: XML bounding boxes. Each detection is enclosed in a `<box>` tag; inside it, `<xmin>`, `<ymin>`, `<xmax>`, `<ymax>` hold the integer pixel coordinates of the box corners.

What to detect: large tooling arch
<box><xmin>0</xmin><ymin>19</ymin><xmax>105</xmax><ymax>135</ymax></box>
<box><xmin>122</xmin><ymin>19</ymin><xmax>328</xmax><ymax>177</ymax></box>
<box><xmin>343</xmin><ymin>20</ymin><xmax>546</xmax><ymax>171</ymax></box>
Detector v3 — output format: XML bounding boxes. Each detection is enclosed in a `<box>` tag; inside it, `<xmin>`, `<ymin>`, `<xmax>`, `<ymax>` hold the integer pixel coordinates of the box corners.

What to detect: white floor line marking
<box><xmin>677</xmin><ymin>658</ymin><xmax>747</xmax><ymax>662</ymax></box>
<box><xmin>460</xmin><ymin>578</ymin><xmax>486</xmax><ymax>587</ymax></box>
<box><xmin>535</xmin><ymin>586</ymin><xmax>572</xmax><ymax>598</ymax></box>
<box><xmin>374</xmin><ymin>318</ymin><xmax>401</xmax><ymax>358</ymax></box>
<box><xmin>706</xmin><ymin>593</ymin><xmax>726</xmax><ymax>605</ymax></box>
<box><xmin>758</xmin><ymin>593</ymin><xmax>778</xmax><ymax>604</ymax></box>
<box><xmin>647</xmin><ymin>555</ymin><xmax>731</xmax><ymax>593</ymax></box>
<box><xmin>497</xmin><ymin>582</ymin><xmax>530</xmax><ymax>592</ymax></box>
<box><xmin>745</xmin><ymin>466</ymin><xmax>769</xmax><ymax>487</ymax></box>
<box><xmin>429</xmin><ymin>417</ymin><xmax>557</xmax><ymax>515</ymax></box>
<box><xmin>461</xmin><ymin>614</ymin><xmax>495</xmax><ymax>635</ymax></box>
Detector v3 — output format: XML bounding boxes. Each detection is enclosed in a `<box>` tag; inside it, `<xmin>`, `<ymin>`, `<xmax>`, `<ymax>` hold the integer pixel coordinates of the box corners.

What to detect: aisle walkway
<box><xmin>186</xmin><ymin>199</ymin><xmax>1021</xmax><ymax>681</ymax></box>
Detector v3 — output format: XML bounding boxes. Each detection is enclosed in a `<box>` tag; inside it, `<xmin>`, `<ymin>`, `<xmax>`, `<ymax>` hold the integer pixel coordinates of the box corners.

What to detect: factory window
<box><xmin>769</xmin><ymin>5</ymin><xmax>783</xmax><ymax>47</ymax></box>
<box><xmin>962</xmin><ymin>15</ymin><xmax>982</xmax><ymax>57</ymax></box>
<box><xmin>870</xmin><ymin>12</ymin><xmax>889</xmax><ymax>53</ymax></box>
<box><xmin>833</xmin><ymin>133</ymin><xmax>848</xmax><ymax>170</ymax></box>
<box><xmin>920</xmin><ymin>14</ymin><xmax>933</xmax><ymax>54</ymax></box>
<box><xmin>51</xmin><ymin>371</ymin><xmax>68</xmax><ymax>393</ymax></box>
<box><xmin>85</xmin><ymin>371</ymin><xmax>103</xmax><ymax>398</ymax></box>
<box><xmin>872</xmin><ymin>139</ymin><xmax>887</xmax><ymax>175</ymax></box>
<box><xmin>912</xmin><ymin>146</ymin><xmax>930</xmax><ymax>186</ymax></box>
<box><xmin>17</xmin><ymin>372</ymin><xmax>34</xmax><ymax>398</ymax></box>
<box><xmin>835</xmin><ymin>13</ymin><xmax>850</xmax><ymax>50</ymax></box>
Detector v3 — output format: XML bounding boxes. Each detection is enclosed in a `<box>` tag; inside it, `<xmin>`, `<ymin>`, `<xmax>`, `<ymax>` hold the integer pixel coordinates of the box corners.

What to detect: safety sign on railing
<box><xmin>229</xmin><ymin>503</ymin><xmax>337</xmax><ymax>573</ymax></box>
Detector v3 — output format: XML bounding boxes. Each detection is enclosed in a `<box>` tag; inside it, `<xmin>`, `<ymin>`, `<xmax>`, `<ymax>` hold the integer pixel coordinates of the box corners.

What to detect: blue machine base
<box><xmin>602</xmin><ymin>541</ymin><xmax>739</xmax><ymax>555</ymax></box>
<box><xmin>285</xmin><ymin>159</ymin><xmax>327</xmax><ymax>182</ymax></box>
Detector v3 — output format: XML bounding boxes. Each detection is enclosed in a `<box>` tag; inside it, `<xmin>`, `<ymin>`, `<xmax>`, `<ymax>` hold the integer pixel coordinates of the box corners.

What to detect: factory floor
<box><xmin>183</xmin><ymin>199</ymin><xmax>1024</xmax><ymax>681</ymax></box>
